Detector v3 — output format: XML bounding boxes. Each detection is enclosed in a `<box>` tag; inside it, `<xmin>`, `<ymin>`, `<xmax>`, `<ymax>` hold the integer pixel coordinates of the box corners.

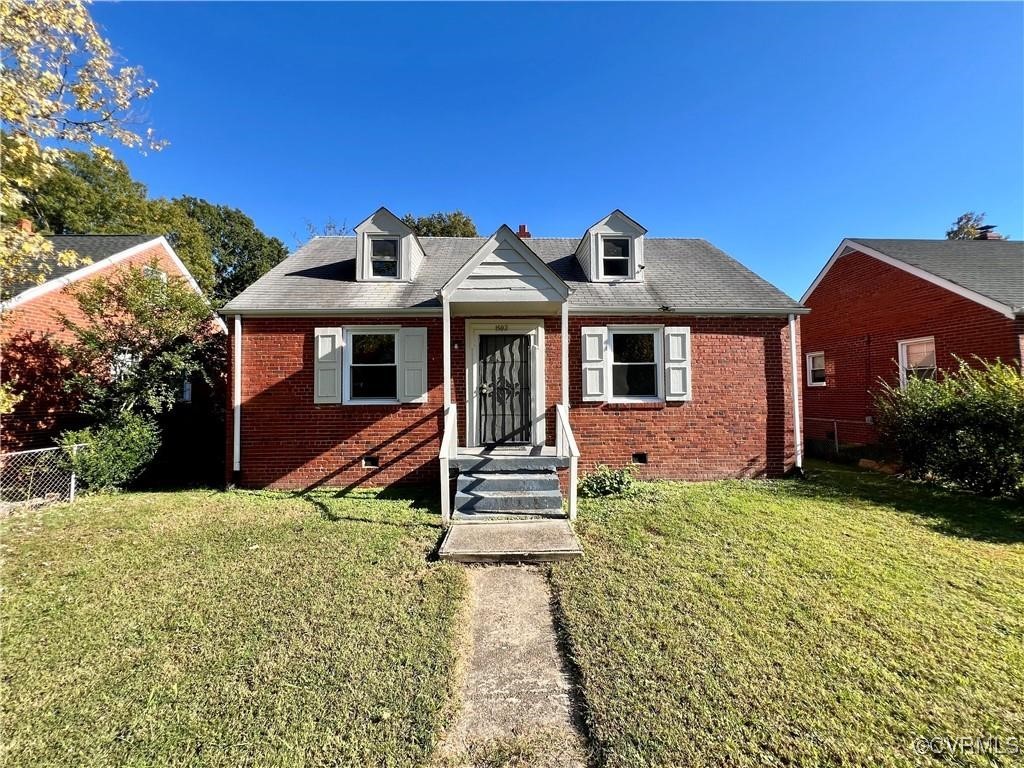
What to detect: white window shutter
<box><xmin>664</xmin><ymin>326</ymin><xmax>692</xmax><ymax>401</ymax></box>
<box><xmin>581</xmin><ymin>326</ymin><xmax>609</xmax><ymax>402</ymax></box>
<box><xmin>398</xmin><ymin>327</ymin><xmax>428</xmax><ymax>403</ymax></box>
<box><xmin>313</xmin><ymin>327</ymin><xmax>343</xmax><ymax>404</ymax></box>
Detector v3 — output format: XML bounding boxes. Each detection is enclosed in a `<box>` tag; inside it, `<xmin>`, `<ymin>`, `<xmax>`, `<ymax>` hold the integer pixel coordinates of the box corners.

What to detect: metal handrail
<box><xmin>555</xmin><ymin>404</ymin><xmax>580</xmax><ymax>521</ymax></box>
<box><xmin>438</xmin><ymin>403</ymin><xmax>458</xmax><ymax>527</ymax></box>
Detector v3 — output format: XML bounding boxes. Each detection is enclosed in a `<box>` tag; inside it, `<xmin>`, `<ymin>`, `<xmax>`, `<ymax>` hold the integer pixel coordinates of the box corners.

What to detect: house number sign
<box><xmin>493</xmin><ymin>324</ymin><xmax>508</xmax><ymax>331</ymax></box>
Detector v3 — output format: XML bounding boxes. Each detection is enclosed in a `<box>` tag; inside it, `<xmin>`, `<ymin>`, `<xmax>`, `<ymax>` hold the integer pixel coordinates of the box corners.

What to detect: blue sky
<box><xmin>92</xmin><ymin>2</ymin><xmax>1023</xmax><ymax>299</ymax></box>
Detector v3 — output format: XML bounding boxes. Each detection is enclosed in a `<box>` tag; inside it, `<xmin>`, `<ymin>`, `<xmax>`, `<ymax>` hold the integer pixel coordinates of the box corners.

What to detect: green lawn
<box><xmin>550</xmin><ymin>462</ymin><xmax>1024</xmax><ymax>768</ymax></box>
<box><xmin>1</xmin><ymin>489</ymin><xmax>466</xmax><ymax>767</ymax></box>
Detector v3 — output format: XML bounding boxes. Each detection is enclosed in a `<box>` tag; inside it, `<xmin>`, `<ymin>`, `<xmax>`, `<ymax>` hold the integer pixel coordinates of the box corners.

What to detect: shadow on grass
<box><xmin>797</xmin><ymin>460</ymin><xmax>1024</xmax><ymax>545</ymax></box>
<box><xmin>291</xmin><ymin>485</ymin><xmax>441</xmax><ymax>531</ymax></box>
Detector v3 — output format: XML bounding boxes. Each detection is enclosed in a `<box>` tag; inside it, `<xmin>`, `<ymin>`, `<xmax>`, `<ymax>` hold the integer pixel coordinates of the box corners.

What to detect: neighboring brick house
<box><xmin>800</xmin><ymin>237</ymin><xmax>1024</xmax><ymax>449</ymax></box>
<box><xmin>221</xmin><ymin>207</ymin><xmax>808</xmax><ymax>522</ymax></box>
<box><xmin>1</xmin><ymin>234</ymin><xmax>218</xmax><ymax>450</ymax></box>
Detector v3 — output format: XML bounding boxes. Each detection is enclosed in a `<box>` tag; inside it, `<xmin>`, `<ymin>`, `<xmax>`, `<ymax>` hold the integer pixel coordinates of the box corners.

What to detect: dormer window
<box><xmin>354</xmin><ymin>207</ymin><xmax>424</xmax><ymax>282</ymax></box>
<box><xmin>577</xmin><ymin>210</ymin><xmax>647</xmax><ymax>283</ymax></box>
<box><xmin>370</xmin><ymin>237</ymin><xmax>400</xmax><ymax>278</ymax></box>
<box><xmin>601</xmin><ymin>237</ymin><xmax>632</xmax><ymax>278</ymax></box>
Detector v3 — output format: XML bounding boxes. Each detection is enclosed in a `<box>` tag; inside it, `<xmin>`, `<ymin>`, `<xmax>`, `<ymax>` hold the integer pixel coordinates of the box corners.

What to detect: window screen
<box><xmin>611</xmin><ymin>332</ymin><xmax>657</xmax><ymax>398</ymax></box>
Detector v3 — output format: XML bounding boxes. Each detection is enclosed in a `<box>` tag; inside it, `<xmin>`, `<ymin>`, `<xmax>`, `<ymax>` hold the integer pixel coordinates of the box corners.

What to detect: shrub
<box><xmin>578</xmin><ymin>464</ymin><xmax>636</xmax><ymax>498</ymax></box>
<box><xmin>60</xmin><ymin>412</ymin><xmax>161</xmax><ymax>492</ymax></box>
<box><xmin>874</xmin><ymin>358</ymin><xmax>1024</xmax><ymax>498</ymax></box>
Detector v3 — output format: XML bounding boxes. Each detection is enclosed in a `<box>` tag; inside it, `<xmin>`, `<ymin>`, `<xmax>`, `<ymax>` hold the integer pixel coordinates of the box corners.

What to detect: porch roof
<box><xmin>222</xmin><ymin>236</ymin><xmax>805</xmax><ymax>315</ymax></box>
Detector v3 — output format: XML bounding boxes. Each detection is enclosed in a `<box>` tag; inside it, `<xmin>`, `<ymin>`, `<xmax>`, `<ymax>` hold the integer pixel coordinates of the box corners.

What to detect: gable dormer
<box><xmin>576</xmin><ymin>210</ymin><xmax>647</xmax><ymax>282</ymax></box>
<box><xmin>354</xmin><ymin>207</ymin><xmax>425</xmax><ymax>282</ymax></box>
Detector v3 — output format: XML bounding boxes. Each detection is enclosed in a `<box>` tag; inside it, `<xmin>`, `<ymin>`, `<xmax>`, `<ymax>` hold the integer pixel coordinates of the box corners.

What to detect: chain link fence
<box><xmin>0</xmin><ymin>445</ymin><xmax>83</xmax><ymax>509</ymax></box>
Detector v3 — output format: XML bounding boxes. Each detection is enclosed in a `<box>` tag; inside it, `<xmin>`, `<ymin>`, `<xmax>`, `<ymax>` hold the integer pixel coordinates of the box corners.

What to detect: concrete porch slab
<box><xmin>439</xmin><ymin>520</ymin><xmax>583</xmax><ymax>563</ymax></box>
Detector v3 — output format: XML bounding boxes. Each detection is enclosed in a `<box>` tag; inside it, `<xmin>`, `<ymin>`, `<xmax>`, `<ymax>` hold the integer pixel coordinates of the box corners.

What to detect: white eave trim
<box><xmin>802</xmin><ymin>239</ymin><xmax>1017</xmax><ymax>320</ymax></box>
<box><xmin>2</xmin><ymin>236</ymin><xmax>228</xmax><ymax>332</ymax></box>
<box><xmin>219</xmin><ymin>307</ymin><xmax>445</xmax><ymax>317</ymax></box>
<box><xmin>219</xmin><ymin>304</ymin><xmax>808</xmax><ymax>318</ymax></box>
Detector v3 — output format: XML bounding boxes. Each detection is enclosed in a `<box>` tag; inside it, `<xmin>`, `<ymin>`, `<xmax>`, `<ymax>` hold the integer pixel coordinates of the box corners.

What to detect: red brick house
<box><xmin>221</xmin><ymin>208</ymin><xmax>807</xmax><ymax>523</ymax></box>
<box><xmin>1</xmin><ymin>234</ymin><xmax>221</xmax><ymax>450</ymax></box>
<box><xmin>800</xmin><ymin>237</ymin><xmax>1024</xmax><ymax>450</ymax></box>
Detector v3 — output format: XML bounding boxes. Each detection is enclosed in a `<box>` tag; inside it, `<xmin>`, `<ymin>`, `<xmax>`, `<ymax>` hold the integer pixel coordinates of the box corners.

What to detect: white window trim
<box><xmin>343</xmin><ymin>326</ymin><xmax>401</xmax><ymax>405</ymax></box>
<box><xmin>898</xmin><ymin>336</ymin><xmax>936</xmax><ymax>389</ymax></box>
<box><xmin>597</xmin><ymin>234</ymin><xmax>636</xmax><ymax>282</ymax></box>
<box><xmin>366</xmin><ymin>235</ymin><xmax>403</xmax><ymax>282</ymax></box>
<box><xmin>805</xmin><ymin>351</ymin><xmax>826</xmax><ymax>387</ymax></box>
<box><xmin>607</xmin><ymin>325</ymin><xmax>664</xmax><ymax>403</ymax></box>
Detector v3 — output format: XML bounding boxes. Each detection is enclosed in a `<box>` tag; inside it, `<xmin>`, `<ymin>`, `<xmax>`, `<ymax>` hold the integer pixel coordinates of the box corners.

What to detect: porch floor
<box><xmin>438</xmin><ymin>520</ymin><xmax>583</xmax><ymax>564</ymax></box>
<box><xmin>456</xmin><ymin>445</ymin><xmax>558</xmax><ymax>457</ymax></box>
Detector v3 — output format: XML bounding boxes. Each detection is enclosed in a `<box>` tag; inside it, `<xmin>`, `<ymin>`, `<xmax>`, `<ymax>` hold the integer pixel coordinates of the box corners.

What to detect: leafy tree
<box><xmin>176</xmin><ymin>196</ymin><xmax>289</xmax><ymax>303</ymax></box>
<box><xmin>401</xmin><ymin>210</ymin><xmax>478</xmax><ymax>237</ymax></box>
<box><xmin>24</xmin><ymin>150</ymin><xmax>215</xmax><ymax>294</ymax></box>
<box><xmin>1</xmin><ymin>0</ymin><xmax>163</xmax><ymax>297</ymax></box>
<box><xmin>59</xmin><ymin>262</ymin><xmax>222</xmax><ymax>420</ymax></box>
<box><xmin>945</xmin><ymin>211</ymin><xmax>987</xmax><ymax>240</ymax></box>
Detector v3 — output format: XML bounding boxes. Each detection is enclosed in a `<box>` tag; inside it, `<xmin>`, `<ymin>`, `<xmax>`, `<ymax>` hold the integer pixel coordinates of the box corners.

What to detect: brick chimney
<box><xmin>16</xmin><ymin>218</ymin><xmax>33</xmax><ymax>233</ymax></box>
<box><xmin>517</xmin><ymin>223</ymin><xmax>531</xmax><ymax>239</ymax></box>
<box><xmin>975</xmin><ymin>224</ymin><xmax>1004</xmax><ymax>240</ymax></box>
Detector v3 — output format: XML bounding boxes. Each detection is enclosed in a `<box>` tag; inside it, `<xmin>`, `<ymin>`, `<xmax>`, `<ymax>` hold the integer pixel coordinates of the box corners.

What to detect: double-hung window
<box><xmin>610</xmin><ymin>328</ymin><xmax>663</xmax><ymax>401</ymax></box>
<box><xmin>346</xmin><ymin>329</ymin><xmax>398</xmax><ymax>402</ymax></box>
<box><xmin>601</xmin><ymin>237</ymin><xmax>631</xmax><ymax>279</ymax></box>
<box><xmin>898</xmin><ymin>337</ymin><xmax>936</xmax><ymax>388</ymax></box>
<box><xmin>369</xmin><ymin>238</ymin><xmax>400</xmax><ymax>278</ymax></box>
<box><xmin>581</xmin><ymin>325</ymin><xmax>690</xmax><ymax>403</ymax></box>
<box><xmin>806</xmin><ymin>352</ymin><xmax>826</xmax><ymax>386</ymax></box>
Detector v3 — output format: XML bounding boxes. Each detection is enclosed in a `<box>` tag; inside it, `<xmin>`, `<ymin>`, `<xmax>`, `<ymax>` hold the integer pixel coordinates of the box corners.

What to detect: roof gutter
<box><xmin>219</xmin><ymin>305</ymin><xmax>809</xmax><ymax>318</ymax></box>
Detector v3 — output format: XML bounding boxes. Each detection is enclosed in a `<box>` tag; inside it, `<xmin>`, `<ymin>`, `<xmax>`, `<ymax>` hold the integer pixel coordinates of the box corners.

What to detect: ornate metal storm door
<box><xmin>477</xmin><ymin>334</ymin><xmax>532</xmax><ymax>445</ymax></box>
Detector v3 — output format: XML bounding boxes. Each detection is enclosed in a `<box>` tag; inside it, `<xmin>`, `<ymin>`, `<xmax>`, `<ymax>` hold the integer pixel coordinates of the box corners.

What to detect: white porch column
<box><xmin>232</xmin><ymin>314</ymin><xmax>242</xmax><ymax>473</ymax></box>
<box><xmin>788</xmin><ymin>313</ymin><xmax>803</xmax><ymax>470</ymax></box>
<box><xmin>442</xmin><ymin>297</ymin><xmax>452</xmax><ymax>406</ymax></box>
<box><xmin>561</xmin><ymin>300</ymin><xmax>569</xmax><ymax>407</ymax></box>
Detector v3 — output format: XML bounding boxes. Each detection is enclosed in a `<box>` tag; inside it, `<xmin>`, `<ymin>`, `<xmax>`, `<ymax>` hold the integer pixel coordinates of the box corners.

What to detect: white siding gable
<box><xmin>443</xmin><ymin>225</ymin><xmax>568</xmax><ymax>304</ymax></box>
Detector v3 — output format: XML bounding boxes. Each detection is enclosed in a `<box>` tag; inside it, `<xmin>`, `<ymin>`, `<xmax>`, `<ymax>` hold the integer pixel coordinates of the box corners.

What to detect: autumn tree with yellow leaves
<box><xmin>1</xmin><ymin>0</ymin><xmax>164</xmax><ymax>296</ymax></box>
<box><xmin>1</xmin><ymin>0</ymin><xmax>164</xmax><ymax>411</ymax></box>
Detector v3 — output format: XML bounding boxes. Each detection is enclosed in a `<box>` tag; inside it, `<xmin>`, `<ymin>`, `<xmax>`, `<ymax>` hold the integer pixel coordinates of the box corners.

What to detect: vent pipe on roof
<box><xmin>517</xmin><ymin>223</ymin><xmax>531</xmax><ymax>239</ymax></box>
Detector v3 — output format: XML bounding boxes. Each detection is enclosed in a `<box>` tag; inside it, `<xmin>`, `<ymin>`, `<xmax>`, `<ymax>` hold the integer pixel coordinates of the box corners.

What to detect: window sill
<box><xmin>807</xmin><ymin>382</ymin><xmax>827</xmax><ymax>388</ymax></box>
<box><xmin>601</xmin><ymin>400</ymin><xmax>666</xmax><ymax>411</ymax></box>
<box><xmin>341</xmin><ymin>399</ymin><xmax>401</xmax><ymax>406</ymax></box>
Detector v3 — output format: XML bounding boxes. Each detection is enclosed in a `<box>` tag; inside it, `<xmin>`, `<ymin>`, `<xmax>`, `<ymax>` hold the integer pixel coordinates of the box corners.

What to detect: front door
<box><xmin>478</xmin><ymin>334</ymin><xmax>532</xmax><ymax>445</ymax></box>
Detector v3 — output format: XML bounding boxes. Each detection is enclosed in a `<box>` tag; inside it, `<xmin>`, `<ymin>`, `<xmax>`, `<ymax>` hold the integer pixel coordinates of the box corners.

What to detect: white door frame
<box><xmin>465</xmin><ymin>319</ymin><xmax>546</xmax><ymax>448</ymax></box>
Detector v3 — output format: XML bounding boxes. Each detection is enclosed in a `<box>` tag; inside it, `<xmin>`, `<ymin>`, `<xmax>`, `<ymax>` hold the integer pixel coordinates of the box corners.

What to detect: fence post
<box><xmin>69</xmin><ymin>445</ymin><xmax>79</xmax><ymax>503</ymax></box>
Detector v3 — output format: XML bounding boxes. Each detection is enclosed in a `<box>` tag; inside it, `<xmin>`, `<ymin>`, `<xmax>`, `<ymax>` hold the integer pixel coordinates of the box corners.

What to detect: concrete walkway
<box><xmin>437</xmin><ymin>566</ymin><xmax>588</xmax><ymax>767</ymax></box>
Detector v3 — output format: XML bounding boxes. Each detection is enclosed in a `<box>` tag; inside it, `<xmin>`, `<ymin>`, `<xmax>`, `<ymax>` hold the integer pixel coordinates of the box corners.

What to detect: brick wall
<box><xmin>228</xmin><ymin>313</ymin><xmax>799</xmax><ymax>490</ymax></box>
<box><xmin>1</xmin><ymin>242</ymin><xmax>187</xmax><ymax>450</ymax></box>
<box><xmin>801</xmin><ymin>249</ymin><xmax>1021</xmax><ymax>446</ymax></box>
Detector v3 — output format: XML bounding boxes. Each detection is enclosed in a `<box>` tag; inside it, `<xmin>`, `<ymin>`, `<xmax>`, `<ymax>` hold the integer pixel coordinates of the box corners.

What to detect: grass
<box><xmin>550</xmin><ymin>461</ymin><xmax>1024</xmax><ymax>768</ymax></box>
<box><xmin>1</xmin><ymin>488</ymin><xmax>466</xmax><ymax>767</ymax></box>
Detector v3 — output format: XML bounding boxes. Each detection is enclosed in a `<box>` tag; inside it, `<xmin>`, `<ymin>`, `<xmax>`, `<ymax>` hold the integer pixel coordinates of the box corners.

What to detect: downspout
<box><xmin>788</xmin><ymin>313</ymin><xmax>803</xmax><ymax>471</ymax></box>
<box><xmin>561</xmin><ymin>300</ymin><xmax>569</xmax><ymax>407</ymax></box>
<box><xmin>232</xmin><ymin>314</ymin><xmax>242</xmax><ymax>476</ymax></box>
<box><xmin>442</xmin><ymin>296</ymin><xmax>452</xmax><ymax>407</ymax></box>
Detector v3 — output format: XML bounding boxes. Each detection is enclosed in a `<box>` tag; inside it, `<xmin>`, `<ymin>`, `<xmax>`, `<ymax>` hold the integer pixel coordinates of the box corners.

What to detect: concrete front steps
<box><xmin>439</xmin><ymin>450</ymin><xmax>582</xmax><ymax>563</ymax></box>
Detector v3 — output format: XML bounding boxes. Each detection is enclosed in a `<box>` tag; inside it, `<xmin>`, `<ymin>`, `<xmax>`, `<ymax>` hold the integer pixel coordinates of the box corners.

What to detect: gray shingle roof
<box><xmin>222</xmin><ymin>236</ymin><xmax>802</xmax><ymax>314</ymax></box>
<box><xmin>849</xmin><ymin>238</ymin><xmax>1024</xmax><ymax>312</ymax></box>
<box><xmin>5</xmin><ymin>234</ymin><xmax>156</xmax><ymax>299</ymax></box>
